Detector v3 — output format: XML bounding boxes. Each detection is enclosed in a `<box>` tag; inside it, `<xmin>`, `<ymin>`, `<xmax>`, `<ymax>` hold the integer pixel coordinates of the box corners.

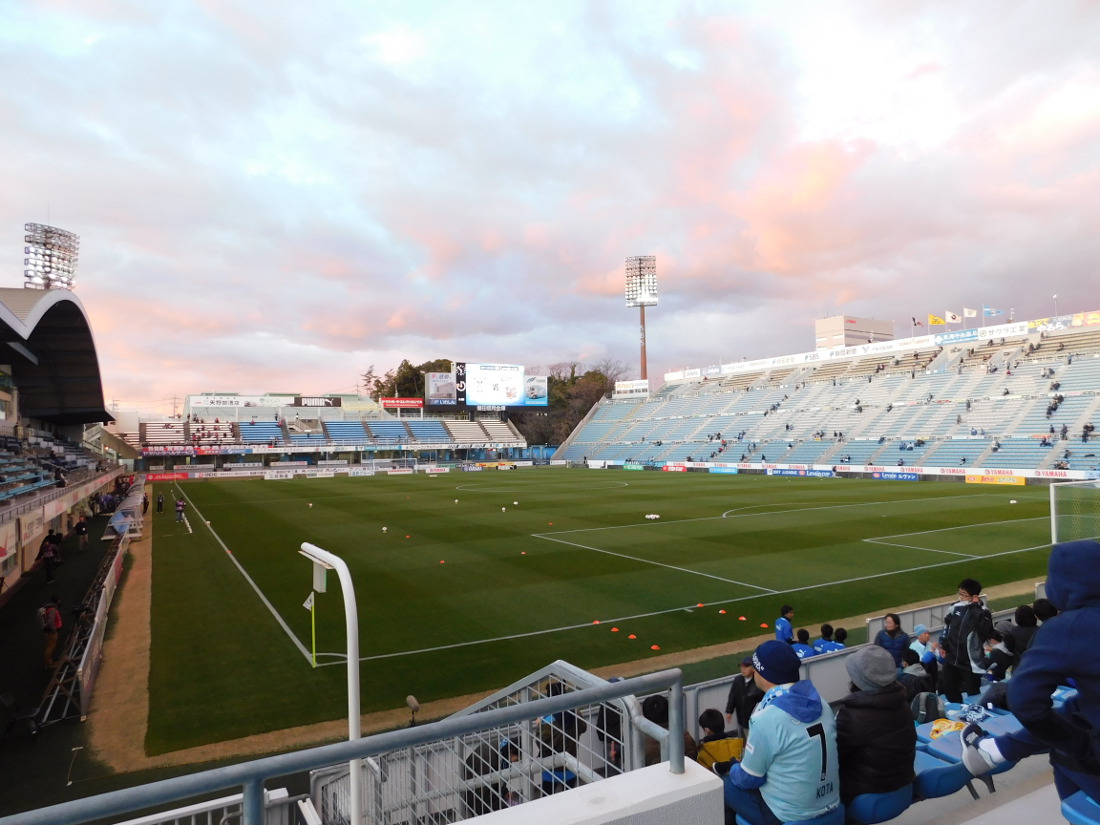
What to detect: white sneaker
<box><xmin>960</xmin><ymin>723</ymin><xmax>997</xmax><ymax>776</ymax></box>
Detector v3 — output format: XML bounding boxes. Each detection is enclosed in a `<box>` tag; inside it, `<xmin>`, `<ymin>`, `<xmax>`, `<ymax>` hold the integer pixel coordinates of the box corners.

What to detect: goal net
<box><xmin>1050</xmin><ymin>479</ymin><xmax>1100</xmax><ymax>545</ymax></box>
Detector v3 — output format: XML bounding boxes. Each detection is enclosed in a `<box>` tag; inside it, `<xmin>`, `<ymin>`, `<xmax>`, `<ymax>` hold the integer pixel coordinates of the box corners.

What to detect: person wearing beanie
<box><xmin>835</xmin><ymin>646</ymin><xmax>916</xmax><ymax>804</ymax></box>
<box><xmin>718</xmin><ymin>640</ymin><xmax>839</xmax><ymax>824</ymax></box>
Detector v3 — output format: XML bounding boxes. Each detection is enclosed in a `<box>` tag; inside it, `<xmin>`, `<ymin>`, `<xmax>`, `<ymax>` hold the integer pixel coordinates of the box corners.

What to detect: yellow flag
<box><xmin>928</xmin><ymin>314</ymin><xmax>946</xmax><ymax>326</ymax></box>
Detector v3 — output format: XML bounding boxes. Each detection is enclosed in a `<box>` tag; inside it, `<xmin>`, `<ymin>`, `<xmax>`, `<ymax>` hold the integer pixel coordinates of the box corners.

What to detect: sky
<box><xmin>1</xmin><ymin>0</ymin><xmax>1099</xmax><ymax>414</ymax></box>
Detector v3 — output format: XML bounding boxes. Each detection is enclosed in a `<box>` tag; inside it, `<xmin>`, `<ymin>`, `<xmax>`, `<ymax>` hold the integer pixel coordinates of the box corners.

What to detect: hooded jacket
<box><xmin>730</xmin><ymin>680</ymin><xmax>840</xmax><ymax>822</ymax></box>
<box><xmin>1008</xmin><ymin>539</ymin><xmax>1100</xmax><ymax>775</ymax></box>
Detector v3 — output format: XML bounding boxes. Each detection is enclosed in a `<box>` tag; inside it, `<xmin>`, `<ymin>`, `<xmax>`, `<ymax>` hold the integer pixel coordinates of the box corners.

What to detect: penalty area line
<box><xmin>313</xmin><ymin>540</ymin><xmax>1052</xmax><ymax>668</ymax></box>
<box><xmin>532</xmin><ymin>533</ymin><xmax>777</xmax><ymax>594</ymax></box>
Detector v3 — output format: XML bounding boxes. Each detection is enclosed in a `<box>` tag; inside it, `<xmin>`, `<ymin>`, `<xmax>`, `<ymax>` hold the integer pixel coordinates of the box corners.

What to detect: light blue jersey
<box><xmin>738</xmin><ymin>681</ymin><xmax>840</xmax><ymax>822</ymax></box>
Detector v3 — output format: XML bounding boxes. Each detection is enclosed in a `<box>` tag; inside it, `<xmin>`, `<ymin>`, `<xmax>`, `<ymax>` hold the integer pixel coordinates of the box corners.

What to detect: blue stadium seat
<box><xmin>913</xmin><ymin>746</ymin><xmax>976</xmax><ymax>800</ymax></box>
<box><xmin>845</xmin><ymin>784</ymin><xmax>912</xmax><ymax>824</ymax></box>
<box><xmin>1063</xmin><ymin>790</ymin><xmax>1100</xmax><ymax>825</ymax></box>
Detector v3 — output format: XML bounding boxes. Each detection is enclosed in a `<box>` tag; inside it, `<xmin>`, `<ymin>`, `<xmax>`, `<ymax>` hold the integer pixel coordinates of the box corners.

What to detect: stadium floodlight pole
<box><xmin>23</xmin><ymin>222</ymin><xmax>80</xmax><ymax>290</ymax></box>
<box><xmin>299</xmin><ymin>543</ymin><xmax>364</xmax><ymax>825</ymax></box>
<box><xmin>625</xmin><ymin>256</ymin><xmax>658</xmax><ymax>380</ymax></box>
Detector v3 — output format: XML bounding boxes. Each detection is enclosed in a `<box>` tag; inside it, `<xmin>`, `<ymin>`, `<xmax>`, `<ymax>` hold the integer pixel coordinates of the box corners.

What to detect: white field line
<box><xmin>176</xmin><ymin>486</ymin><xmax>314</xmax><ymax>663</ymax></box>
<box><xmin>184</xmin><ymin>481</ymin><xmax>1047</xmax><ymax>666</ymax></box>
<box><xmin>863</xmin><ymin>516</ymin><xmax>1050</xmax><ymax>558</ymax></box>
<box><xmin>533</xmin><ymin>533</ymin><xmax>777</xmax><ymax>593</ymax></box>
<box><xmin>308</xmin><ymin>540</ymin><xmax>1051</xmax><ymax>668</ymax></box>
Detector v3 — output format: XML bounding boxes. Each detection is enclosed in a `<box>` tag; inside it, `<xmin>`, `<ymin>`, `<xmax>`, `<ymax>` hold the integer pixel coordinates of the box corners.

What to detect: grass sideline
<box><xmin>147</xmin><ymin>469</ymin><xmax>1051</xmax><ymax>753</ymax></box>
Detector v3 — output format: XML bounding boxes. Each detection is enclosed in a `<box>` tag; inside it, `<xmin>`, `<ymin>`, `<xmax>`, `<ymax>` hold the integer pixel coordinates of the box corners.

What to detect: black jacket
<box><xmin>835</xmin><ymin>682</ymin><xmax>916</xmax><ymax>803</ymax></box>
<box><xmin>940</xmin><ymin>599</ymin><xmax>993</xmax><ymax>671</ymax></box>
<box><xmin>725</xmin><ymin>674</ymin><xmax>764</xmax><ymax>731</ymax></box>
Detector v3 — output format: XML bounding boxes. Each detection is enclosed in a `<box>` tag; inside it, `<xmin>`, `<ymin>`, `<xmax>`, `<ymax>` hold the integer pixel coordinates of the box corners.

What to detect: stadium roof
<box><xmin>0</xmin><ymin>287</ymin><xmax>113</xmax><ymax>425</ymax></box>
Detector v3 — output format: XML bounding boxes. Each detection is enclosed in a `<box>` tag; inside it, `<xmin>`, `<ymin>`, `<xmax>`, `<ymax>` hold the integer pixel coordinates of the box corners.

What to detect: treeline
<box><xmin>359</xmin><ymin>358</ymin><xmax>630</xmax><ymax>446</ymax></box>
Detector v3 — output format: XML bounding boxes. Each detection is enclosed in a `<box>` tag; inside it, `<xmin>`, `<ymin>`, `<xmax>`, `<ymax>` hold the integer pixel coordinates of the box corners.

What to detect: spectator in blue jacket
<box><xmin>961</xmin><ymin>539</ymin><xmax>1099</xmax><ymax>804</ymax></box>
<box><xmin>813</xmin><ymin>623</ymin><xmax>844</xmax><ymax>655</ymax></box>
<box><xmin>872</xmin><ymin>613</ymin><xmax>911</xmax><ymax>669</ymax></box>
<box><xmin>774</xmin><ymin>605</ymin><xmax>794</xmax><ymax>644</ymax></box>
<box><xmin>792</xmin><ymin>628</ymin><xmax>817</xmax><ymax>660</ymax></box>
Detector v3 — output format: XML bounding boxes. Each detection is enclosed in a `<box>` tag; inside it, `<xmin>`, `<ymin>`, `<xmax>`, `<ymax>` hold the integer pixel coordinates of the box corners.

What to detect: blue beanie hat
<box><xmin>752</xmin><ymin>640</ymin><xmax>802</xmax><ymax>685</ymax></box>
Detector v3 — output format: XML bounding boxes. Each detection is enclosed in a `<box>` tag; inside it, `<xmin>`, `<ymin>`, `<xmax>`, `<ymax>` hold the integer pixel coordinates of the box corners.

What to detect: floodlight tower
<box><xmin>24</xmin><ymin>223</ymin><xmax>80</xmax><ymax>290</ymax></box>
<box><xmin>625</xmin><ymin>256</ymin><xmax>658</xmax><ymax>380</ymax></box>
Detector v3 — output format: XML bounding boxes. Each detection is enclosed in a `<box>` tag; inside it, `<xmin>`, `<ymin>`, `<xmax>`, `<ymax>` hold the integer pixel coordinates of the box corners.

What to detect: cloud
<box><xmin>0</xmin><ymin>0</ymin><xmax>1098</xmax><ymax>412</ymax></box>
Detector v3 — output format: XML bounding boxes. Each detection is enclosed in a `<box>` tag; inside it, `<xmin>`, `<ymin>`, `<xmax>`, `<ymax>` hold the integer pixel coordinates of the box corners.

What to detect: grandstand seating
<box><xmin>366</xmin><ymin>420</ymin><xmax>409</xmax><ymax>442</ymax></box>
<box><xmin>557</xmin><ymin>326</ymin><xmax>1100</xmax><ymax>471</ymax></box>
<box><xmin>444</xmin><ymin>420</ymin><xmax>490</xmax><ymax>442</ymax></box>
<box><xmin>406</xmin><ymin>420</ymin><xmax>450</xmax><ymax>442</ymax></box>
<box><xmin>239</xmin><ymin>420</ymin><xmax>285</xmax><ymax>445</ymax></box>
<box><xmin>323</xmin><ymin>420</ymin><xmax>371</xmax><ymax>444</ymax></box>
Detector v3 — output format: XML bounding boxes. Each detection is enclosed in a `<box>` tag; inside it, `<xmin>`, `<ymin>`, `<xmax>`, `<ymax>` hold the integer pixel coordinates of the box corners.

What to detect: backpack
<box><xmin>911</xmin><ymin>691</ymin><xmax>946</xmax><ymax>724</ymax></box>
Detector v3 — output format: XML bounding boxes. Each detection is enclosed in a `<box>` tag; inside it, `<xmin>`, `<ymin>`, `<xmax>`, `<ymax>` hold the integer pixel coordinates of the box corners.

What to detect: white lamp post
<box><xmin>299</xmin><ymin>542</ymin><xmax>363</xmax><ymax>825</ymax></box>
<box><xmin>1053</xmin><ymin>294</ymin><xmax>1059</xmax><ymax>316</ymax></box>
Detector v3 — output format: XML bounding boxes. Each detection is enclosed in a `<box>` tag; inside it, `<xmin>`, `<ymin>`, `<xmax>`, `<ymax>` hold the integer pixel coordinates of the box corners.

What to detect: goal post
<box><xmin>1050</xmin><ymin>479</ymin><xmax>1100</xmax><ymax>545</ymax></box>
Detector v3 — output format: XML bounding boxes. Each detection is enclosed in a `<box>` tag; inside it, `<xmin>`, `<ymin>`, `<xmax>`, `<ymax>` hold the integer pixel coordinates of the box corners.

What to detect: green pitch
<box><xmin>147</xmin><ymin>469</ymin><xmax>1051</xmax><ymax>753</ymax></box>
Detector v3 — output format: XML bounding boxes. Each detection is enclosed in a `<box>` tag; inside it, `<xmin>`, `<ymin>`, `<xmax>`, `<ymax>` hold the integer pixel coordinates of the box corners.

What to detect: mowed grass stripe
<box><xmin>147</xmin><ymin>471</ymin><xmax>1051</xmax><ymax>752</ymax></box>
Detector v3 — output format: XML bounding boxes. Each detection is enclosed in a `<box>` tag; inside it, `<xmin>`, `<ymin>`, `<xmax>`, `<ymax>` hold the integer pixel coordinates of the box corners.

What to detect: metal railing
<box><xmin>0</xmin><ymin>669</ymin><xmax>684</xmax><ymax>825</ymax></box>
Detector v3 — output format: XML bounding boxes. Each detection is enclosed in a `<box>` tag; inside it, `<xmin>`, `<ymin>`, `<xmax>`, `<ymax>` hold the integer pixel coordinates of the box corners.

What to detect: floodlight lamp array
<box><xmin>23</xmin><ymin>222</ymin><xmax>80</xmax><ymax>290</ymax></box>
<box><xmin>625</xmin><ymin>255</ymin><xmax>658</xmax><ymax>308</ymax></box>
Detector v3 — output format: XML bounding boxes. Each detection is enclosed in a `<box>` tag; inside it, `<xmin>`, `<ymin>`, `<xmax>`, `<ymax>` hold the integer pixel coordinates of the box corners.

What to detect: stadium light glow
<box><xmin>23</xmin><ymin>222</ymin><xmax>80</xmax><ymax>290</ymax></box>
<box><xmin>625</xmin><ymin>256</ymin><xmax>657</xmax><ymax>380</ymax></box>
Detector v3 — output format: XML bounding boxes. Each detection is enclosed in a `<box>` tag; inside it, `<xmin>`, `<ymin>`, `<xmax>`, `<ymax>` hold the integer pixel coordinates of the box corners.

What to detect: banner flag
<box><xmin>983</xmin><ymin>306</ymin><xmax>1004</xmax><ymax>317</ymax></box>
<box><xmin>911</xmin><ymin>316</ymin><xmax>923</xmax><ymax>326</ymax></box>
<box><xmin>303</xmin><ymin>592</ymin><xmax>315</xmax><ymax>611</ymax></box>
<box><xmin>946</xmin><ymin>310</ymin><xmax>961</xmax><ymax>323</ymax></box>
<box><xmin>963</xmin><ymin>307</ymin><xmax>978</xmax><ymax>318</ymax></box>
<box><xmin>928</xmin><ymin>314</ymin><xmax>946</xmax><ymax>326</ymax></box>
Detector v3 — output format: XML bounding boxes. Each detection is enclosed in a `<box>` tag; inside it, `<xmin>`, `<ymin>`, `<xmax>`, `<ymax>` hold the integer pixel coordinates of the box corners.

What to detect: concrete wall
<box><xmin>467</xmin><ymin>761</ymin><xmax>724</xmax><ymax>825</ymax></box>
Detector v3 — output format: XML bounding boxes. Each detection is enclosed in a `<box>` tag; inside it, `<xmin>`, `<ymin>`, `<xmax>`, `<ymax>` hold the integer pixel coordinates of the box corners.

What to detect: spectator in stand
<box><xmin>1008</xmin><ymin>604</ymin><xmax>1038</xmax><ymax>656</ymax></box>
<box><xmin>908</xmin><ymin>624</ymin><xmax>939</xmax><ymax>686</ymax></box>
<box><xmin>939</xmin><ymin>578</ymin><xmax>994</xmax><ymax>702</ymax></box>
<box><xmin>979</xmin><ymin>626</ymin><xmax>1017</xmax><ymax>683</ymax></box>
<box><xmin>898</xmin><ymin>648</ymin><xmax>934</xmax><ymax>701</ymax></box>
<box><xmin>872</xmin><ymin>613</ymin><xmax>911</xmax><ymax>669</ymax></box>
<box><xmin>835</xmin><ymin>646</ymin><xmax>916</xmax><ymax>805</ymax></box>
<box><xmin>725</xmin><ymin>657</ymin><xmax>764</xmax><ymax>735</ymax></box>
<box><xmin>695</xmin><ymin>708</ymin><xmax>744</xmax><ymax>772</ymax></box>
<box><xmin>833</xmin><ymin>627</ymin><xmax>848</xmax><ymax>649</ymax></box>
<box><xmin>961</xmin><ymin>539</ymin><xmax>1100</xmax><ymax>807</ymax></box>
<box><xmin>1033</xmin><ymin>597</ymin><xmax>1058</xmax><ymax>624</ymax></box>
<box><xmin>715</xmin><ymin>641</ymin><xmax>840</xmax><ymax>825</ymax></box>
<box><xmin>813</xmin><ymin>624</ymin><xmax>844</xmax><ymax>655</ymax></box>
<box><xmin>792</xmin><ymin>628</ymin><xmax>817</xmax><ymax>660</ymax></box>
<box><xmin>774</xmin><ymin>605</ymin><xmax>794</xmax><ymax>644</ymax></box>
<box><xmin>642</xmin><ymin>694</ymin><xmax>697</xmax><ymax>767</ymax></box>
